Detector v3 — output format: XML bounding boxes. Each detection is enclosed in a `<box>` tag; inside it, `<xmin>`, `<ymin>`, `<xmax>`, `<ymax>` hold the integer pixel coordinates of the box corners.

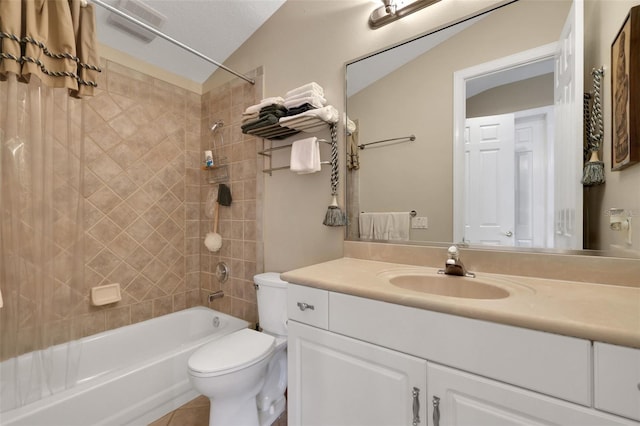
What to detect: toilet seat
<box><xmin>188</xmin><ymin>329</ymin><xmax>275</xmax><ymax>377</ymax></box>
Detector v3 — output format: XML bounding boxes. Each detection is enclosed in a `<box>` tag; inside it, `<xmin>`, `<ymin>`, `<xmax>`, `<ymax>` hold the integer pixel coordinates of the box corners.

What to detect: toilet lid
<box><xmin>188</xmin><ymin>329</ymin><xmax>275</xmax><ymax>376</ymax></box>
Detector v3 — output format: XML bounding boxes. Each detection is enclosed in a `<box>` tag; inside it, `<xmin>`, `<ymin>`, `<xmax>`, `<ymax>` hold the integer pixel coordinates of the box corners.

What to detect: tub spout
<box><xmin>208</xmin><ymin>290</ymin><xmax>224</xmax><ymax>302</ymax></box>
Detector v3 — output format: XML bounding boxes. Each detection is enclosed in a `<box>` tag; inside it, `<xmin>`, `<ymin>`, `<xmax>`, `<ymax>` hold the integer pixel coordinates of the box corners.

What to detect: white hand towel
<box><xmin>290</xmin><ymin>137</ymin><xmax>321</xmax><ymax>174</ymax></box>
<box><xmin>358</xmin><ymin>212</ymin><xmax>410</xmax><ymax>241</ymax></box>
<box><xmin>286</xmin><ymin>82</ymin><xmax>324</xmax><ymax>98</ymax></box>
<box><xmin>386</xmin><ymin>212</ymin><xmax>410</xmax><ymax>241</ymax></box>
<box><xmin>358</xmin><ymin>213</ymin><xmax>375</xmax><ymax>239</ymax></box>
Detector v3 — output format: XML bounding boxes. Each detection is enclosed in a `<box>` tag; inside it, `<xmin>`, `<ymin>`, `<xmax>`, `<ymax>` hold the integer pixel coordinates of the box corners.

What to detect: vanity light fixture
<box><xmin>369</xmin><ymin>0</ymin><xmax>442</xmax><ymax>29</ymax></box>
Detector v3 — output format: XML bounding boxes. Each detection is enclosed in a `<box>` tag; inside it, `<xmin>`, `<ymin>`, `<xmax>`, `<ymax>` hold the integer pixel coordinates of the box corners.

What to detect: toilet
<box><xmin>187</xmin><ymin>273</ymin><xmax>288</xmax><ymax>426</ymax></box>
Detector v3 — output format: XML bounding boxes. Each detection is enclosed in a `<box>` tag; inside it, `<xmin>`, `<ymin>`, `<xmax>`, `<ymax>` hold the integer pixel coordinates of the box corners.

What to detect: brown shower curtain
<box><xmin>0</xmin><ymin>0</ymin><xmax>100</xmax><ymax>411</ymax></box>
<box><xmin>0</xmin><ymin>0</ymin><xmax>101</xmax><ymax>97</ymax></box>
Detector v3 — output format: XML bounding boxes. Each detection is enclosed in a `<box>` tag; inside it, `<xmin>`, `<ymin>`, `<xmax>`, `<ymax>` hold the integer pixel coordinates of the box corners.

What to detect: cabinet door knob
<box><xmin>412</xmin><ymin>387</ymin><xmax>420</xmax><ymax>426</ymax></box>
<box><xmin>297</xmin><ymin>302</ymin><xmax>315</xmax><ymax>311</ymax></box>
<box><xmin>432</xmin><ymin>396</ymin><xmax>441</xmax><ymax>426</ymax></box>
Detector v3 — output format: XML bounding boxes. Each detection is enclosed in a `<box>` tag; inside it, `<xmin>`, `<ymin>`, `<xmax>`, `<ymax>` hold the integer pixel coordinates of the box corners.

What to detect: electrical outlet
<box><xmin>412</xmin><ymin>216</ymin><xmax>428</xmax><ymax>229</ymax></box>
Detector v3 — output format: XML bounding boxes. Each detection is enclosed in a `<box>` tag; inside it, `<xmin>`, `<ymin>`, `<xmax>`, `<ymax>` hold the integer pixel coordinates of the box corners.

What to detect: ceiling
<box><xmin>93</xmin><ymin>0</ymin><xmax>286</xmax><ymax>84</ymax></box>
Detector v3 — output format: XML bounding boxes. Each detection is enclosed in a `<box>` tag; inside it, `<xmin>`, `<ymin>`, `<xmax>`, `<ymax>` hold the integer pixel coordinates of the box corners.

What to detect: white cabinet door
<box><xmin>594</xmin><ymin>343</ymin><xmax>640</xmax><ymax>422</ymax></box>
<box><xmin>288</xmin><ymin>321</ymin><xmax>427</xmax><ymax>426</ymax></box>
<box><xmin>427</xmin><ymin>363</ymin><xmax>638</xmax><ymax>426</ymax></box>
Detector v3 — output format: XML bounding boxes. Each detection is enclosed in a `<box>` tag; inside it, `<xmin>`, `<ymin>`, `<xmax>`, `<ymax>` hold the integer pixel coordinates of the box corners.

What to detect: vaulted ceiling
<box><xmin>93</xmin><ymin>0</ymin><xmax>286</xmax><ymax>84</ymax></box>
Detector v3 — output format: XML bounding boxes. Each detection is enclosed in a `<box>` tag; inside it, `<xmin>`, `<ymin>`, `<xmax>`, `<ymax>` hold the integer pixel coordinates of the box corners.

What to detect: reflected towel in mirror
<box><xmin>359</xmin><ymin>212</ymin><xmax>410</xmax><ymax>241</ymax></box>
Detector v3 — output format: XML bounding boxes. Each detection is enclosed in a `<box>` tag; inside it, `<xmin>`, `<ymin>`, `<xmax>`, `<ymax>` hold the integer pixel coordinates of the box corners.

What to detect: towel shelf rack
<box><xmin>259</xmin><ymin>139</ymin><xmax>330</xmax><ymax>175</ymax></box>
<box><xmin>244</xmin><ymin>116</ymin><xmax>334</xmax><ymax>140</ymax></box>
<box><xmin>358</xmin><ymin>134</ymin><xmax>415</xmax><ymax>150</ymax></box>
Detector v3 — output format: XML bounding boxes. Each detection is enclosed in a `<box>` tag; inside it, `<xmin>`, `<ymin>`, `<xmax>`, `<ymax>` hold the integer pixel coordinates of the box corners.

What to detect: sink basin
<box><xmin>380</xmin><ymin>271</ymin><xmax>510</xmax><ymax>299</ymax></box>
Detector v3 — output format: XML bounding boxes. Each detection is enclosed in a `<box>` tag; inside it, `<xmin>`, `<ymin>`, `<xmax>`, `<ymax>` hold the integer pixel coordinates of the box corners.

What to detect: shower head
<box><xmin>210</xmin><ymin>120</ymin><xmax>224</xmax><ymax>132</ymax></box>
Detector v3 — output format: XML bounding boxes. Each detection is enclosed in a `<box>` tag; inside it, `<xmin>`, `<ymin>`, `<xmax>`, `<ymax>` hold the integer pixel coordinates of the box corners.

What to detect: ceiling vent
<box><xmin>106</xmin><ymin>0</ymin><xmax>166</xmax><ymax>43</ymax></box>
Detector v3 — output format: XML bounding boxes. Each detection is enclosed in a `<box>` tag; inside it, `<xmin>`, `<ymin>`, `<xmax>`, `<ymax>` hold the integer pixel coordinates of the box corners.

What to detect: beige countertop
<box><xmin>282</xmin><ymin>257</ymin><xmax>640</xmax><ymax>349</ymax></box>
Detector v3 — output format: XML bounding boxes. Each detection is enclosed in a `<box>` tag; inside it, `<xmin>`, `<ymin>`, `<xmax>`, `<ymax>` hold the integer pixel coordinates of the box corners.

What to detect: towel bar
<box><xmin>263</xmin><ymin>161</ymin><xmax>330</xmax><ymax>175</ymax></box>
<box><xmin>361</xmin><ymin>210</ymin><xmax>417</xmax><ymax>217</ymax></box>
<box><xmin>358</xmin><ymin>134</ymin><xmax>415</xmax><ymax>150</ymax></box>
<box><xmin>258</xmin><ymin>139</ymin><xmax>330</xmax><ymax>156</ymax></box>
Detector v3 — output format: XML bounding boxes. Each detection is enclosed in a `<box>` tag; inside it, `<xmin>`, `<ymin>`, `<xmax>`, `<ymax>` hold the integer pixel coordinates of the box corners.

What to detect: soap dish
<box><xmin>91</xmin><ymin>283</ymin><xmax>121</xmax><ymax>306</ymax></box>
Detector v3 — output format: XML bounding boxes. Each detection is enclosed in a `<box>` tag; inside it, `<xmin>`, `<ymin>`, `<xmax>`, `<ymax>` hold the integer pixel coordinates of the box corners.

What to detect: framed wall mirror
<box><xmin>345</xmin><ymin>0</ymin><xmax>638</xmax><ymax>257</ymax></box>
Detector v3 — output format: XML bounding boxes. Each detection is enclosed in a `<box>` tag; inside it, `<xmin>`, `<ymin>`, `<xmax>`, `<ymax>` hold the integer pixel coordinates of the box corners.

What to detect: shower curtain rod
<box><xmin>88</xmin><ymin>0</ymin><xmax>256</xmax><ymax>85</ymax></box>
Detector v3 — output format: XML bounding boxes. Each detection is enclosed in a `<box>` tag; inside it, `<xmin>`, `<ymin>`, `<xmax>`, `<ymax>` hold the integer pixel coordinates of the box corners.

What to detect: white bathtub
<box><xmin>0</xmin><ymin>307</ymin><xmax>248</xmax><ymax>426</ymax></box>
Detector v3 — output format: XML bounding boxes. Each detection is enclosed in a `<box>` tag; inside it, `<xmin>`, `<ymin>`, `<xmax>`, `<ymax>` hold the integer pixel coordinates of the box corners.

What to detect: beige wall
<box><xmin>203</xmin><ymin>0</ymin><xmax>513</xmax><ymax>272</ymax></box>
<box><xmin>466</xmin><ymin>74</ymin><xmax>554</xmax><ymax>118</ymax></box>
<box><xmin>584</xmin><ymin>0</ymin><xmax>640</xmax><ymax>254</ymax></box>
<box><xmin>348</xmin><ymin>0</ymin><xmax>568</xmax><ymax>243</ymax></box>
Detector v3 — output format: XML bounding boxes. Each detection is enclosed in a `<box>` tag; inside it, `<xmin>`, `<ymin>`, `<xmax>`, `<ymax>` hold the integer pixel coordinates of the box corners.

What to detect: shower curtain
<box><xmin>0</xmin><ymin>0</ymin><xmax>100</xmax><ymax>410</ymax></box>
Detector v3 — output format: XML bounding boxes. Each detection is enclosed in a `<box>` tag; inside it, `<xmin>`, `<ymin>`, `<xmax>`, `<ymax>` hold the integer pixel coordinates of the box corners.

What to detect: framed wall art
<box><xmin>611</xmin><ymin>5</ymin><xmax>640</xmax><ymax>170</ymax></box>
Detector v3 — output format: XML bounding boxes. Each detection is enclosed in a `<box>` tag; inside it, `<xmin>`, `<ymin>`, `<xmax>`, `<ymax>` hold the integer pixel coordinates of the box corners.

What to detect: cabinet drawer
<box><xmin>287</xmin><ymin>283</ymin><xmax>328</xmax><ymax>329</ymax></box>
<box><xmin>594</xmin><ymin>342</ymin><xmax>640</xmax><ymax>422</ymax></box>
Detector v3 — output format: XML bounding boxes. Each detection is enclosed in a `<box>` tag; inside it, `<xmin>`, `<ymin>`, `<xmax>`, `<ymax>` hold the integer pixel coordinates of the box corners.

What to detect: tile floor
<box><xmin>148</xmin><ymin>396</ymin><xmax>287</xmax><ymax>426</ymax></box>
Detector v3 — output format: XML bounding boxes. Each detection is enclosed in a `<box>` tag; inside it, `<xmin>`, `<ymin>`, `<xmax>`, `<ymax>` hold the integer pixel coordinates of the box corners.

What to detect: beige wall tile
<box><xmin>3</xmin><ymin>62</ymin><xmax>264</xmax><ymax>361</ymax></box>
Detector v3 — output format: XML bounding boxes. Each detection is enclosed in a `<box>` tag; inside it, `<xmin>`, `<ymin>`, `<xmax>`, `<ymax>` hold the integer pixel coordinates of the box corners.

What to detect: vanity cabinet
<box><xmin>427</xmin><ymin>363</ymin><xmax>634</xmax><ymax>426</ymax></box>
<box><xmin>287</xmin><ymin>283</ymin><xmax>640</xmax><ymax>426</ymax></box>
<box><xmin>288</xmin><ymin>321</ymin><xmax>427</xmax><ymax>426</ymax></box>
<box><xmin>594</xmin><ymin>343</ymin><xmax>640</xmax><ymax>422</ymax></box>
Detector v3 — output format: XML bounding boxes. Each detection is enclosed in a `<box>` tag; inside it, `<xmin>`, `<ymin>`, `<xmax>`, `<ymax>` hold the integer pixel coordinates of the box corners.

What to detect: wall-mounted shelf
<box><xmin>243</xmin><ymin>115</ymin><xmax>335</xmax><ymax>140</ymax></box>
<box><xmin>245</xmin><ymin>123</ymin><xmax>301</xmax><ymax>139</ymax></box>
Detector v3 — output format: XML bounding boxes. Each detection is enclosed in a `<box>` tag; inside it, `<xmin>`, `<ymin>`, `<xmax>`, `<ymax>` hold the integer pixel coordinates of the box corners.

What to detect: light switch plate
<box><xmin>412</xmin><ymin>216</ymin><xmax>428</xmax><ymax>229</ymax></box>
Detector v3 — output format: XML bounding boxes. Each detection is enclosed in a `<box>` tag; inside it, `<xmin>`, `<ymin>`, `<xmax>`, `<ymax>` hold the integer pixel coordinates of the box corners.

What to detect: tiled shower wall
<box><xmin>195</xmin><ymin>68</ymin><xmax>264</xmax><ymax>325</ymax></box>
<box><xmin>1</xmin><ymin>59</ymin><xmax>262</xmax><ymax>358</ymax></box>
<box><xmin>82</xmin><ymin>60</ymin><xmax>196</xmax><ymax>334</ymax></box>
<box><xmin>80</xmin><ymin>61</ymin><xmax>262</xmax><ymax>338</ymax></box>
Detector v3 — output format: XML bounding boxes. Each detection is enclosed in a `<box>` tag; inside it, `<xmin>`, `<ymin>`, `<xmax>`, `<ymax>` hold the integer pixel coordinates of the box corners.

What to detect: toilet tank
<box><xmin>254</xmin><ymin>273</ymin><xmax>288</xmax><ymax>336</ymax></box>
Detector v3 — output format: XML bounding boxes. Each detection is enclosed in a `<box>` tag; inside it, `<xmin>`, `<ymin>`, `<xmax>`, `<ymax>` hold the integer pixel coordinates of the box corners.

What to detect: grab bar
<box><xmin>358</xmin><ymin>134</ymin><xmax>415</xmax><ymax>150</ymax></box>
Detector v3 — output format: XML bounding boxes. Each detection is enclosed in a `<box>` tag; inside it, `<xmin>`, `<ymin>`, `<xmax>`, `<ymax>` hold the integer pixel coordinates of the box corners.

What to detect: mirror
<box><xmin>345</xmin><ymin>0</ymin><xmax>637</xmax><ymax>257</ymax></box>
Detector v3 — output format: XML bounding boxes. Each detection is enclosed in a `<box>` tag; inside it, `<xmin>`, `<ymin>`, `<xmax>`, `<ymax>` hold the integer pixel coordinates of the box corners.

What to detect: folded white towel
<box><xmin>284</xmin><ymin>95</ymin><xmax>326</xmax><ymax>109</ymax></box>
<box><xmin>290</xmin><ymin>137</ymin><xmax>321</xmax><ymax>174</ymax></box>
<box><xmin>286</xmin><ymin>82</ymin><xmax>324</xmax><ymax>98</ymax></box>
<box><xmin>280</xmin><ymin>105</ymin><xmax>339</xmax><ymax>126</ymax></box>
<box><xmin>344</xmin><ymin>114</ymin><xmax>357</xmax><ymax>135</ymax></box>
<box><xmin>244</xmin><ymin>96</ymin><xmax>285</xmax><ymax>114</ymax></box>
<box><xmin>285</xmin><ymin>89</ymin><xmax>324</xmax><ymax>102</ymax></box>
<box><xmin>358</xmin><ymin>212</ymin><xmax>410</xmax><ymax>241</ymax></box>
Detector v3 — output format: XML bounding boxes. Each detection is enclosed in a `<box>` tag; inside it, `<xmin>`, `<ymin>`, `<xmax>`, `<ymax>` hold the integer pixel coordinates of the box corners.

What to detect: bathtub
<box><xmin>0</xmin><ymin>307</ymin><xmax>248</xmax><ymax>426</ymax></box>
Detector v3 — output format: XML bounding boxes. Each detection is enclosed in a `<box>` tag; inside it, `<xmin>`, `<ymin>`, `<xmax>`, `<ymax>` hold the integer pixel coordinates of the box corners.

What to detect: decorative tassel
<box><xmin>582</xmin><ymin>67</ymin><xmax>605</xmax><ymax>186</ymax></box>
<box><xmin>582</xmin><ymin>151</ymin><xmax>605</xmax><ymax>186</ymax></box>
<box><xmin>323</xmin><ymin>195</ymin><xmax>347</xmax><ymax>226</ymax></box>
<box><xmin>324</xmin><ymin>124</ymin><xmax>347</xmax><ymax>227</ymax></box>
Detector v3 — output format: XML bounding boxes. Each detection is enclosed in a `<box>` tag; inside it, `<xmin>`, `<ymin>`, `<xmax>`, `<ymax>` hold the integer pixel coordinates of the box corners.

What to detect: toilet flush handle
<box><xmin>297</xmin><ymin>302</ymin><xmax>315</xmax><ymax>311</ymax></box>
